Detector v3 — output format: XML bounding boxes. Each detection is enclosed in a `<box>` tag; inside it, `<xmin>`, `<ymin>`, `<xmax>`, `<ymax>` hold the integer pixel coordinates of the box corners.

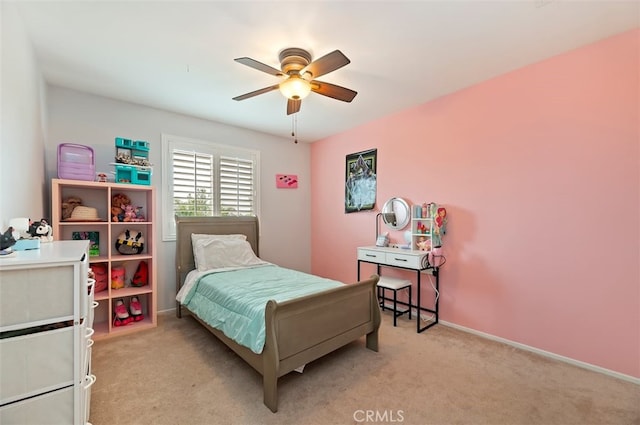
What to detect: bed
<box><xmin>174</xmin><ymin>216</ymin><xmax>381</xmax><ymax>412</ymax></box>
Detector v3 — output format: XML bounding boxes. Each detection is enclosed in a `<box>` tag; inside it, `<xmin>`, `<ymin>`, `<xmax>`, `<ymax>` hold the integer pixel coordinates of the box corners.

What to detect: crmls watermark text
<box><xmin>353</xmin><ymin>410</ymin><xmax>405</xmax><ymax>423</ymax></box>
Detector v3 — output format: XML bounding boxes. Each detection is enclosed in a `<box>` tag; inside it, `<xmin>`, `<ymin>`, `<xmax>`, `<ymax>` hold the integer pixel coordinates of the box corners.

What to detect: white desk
<box><xmin>357</xmin><ymin>246</ymin><xmax>439</xmax><ymax>333</ymax></box>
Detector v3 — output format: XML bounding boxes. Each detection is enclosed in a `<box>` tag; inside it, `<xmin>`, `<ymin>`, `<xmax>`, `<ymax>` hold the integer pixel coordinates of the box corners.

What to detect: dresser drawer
<box><xmin>0</xmin><ymin>265</ymin><xmax>75</xmax><ymax>328</ymax></box>
<box><xmin>385</xmin><ymin>251</ymin><xmax>426</xmax><ymax>269</ymax></box>
<box><xmin>0</xmin><ymin>385</ymin><xmax>73</xmax><ymax>425</ymax></box>
<box><xmin>357</xmin><ymin>248</ymin><xmax>386</xmax><ymax>263</ymax></box>
<box><xmin>0</xmin><ymin>326</ymin><xmax>75</xmax><ymax>404</ymax></box>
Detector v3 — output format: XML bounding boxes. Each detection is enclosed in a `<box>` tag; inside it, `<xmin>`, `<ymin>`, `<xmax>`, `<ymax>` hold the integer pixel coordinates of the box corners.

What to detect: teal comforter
<box><xmin>182</xmin><ymin>265</ymin><xmax>343</xmax><ymax>354</ymax></box>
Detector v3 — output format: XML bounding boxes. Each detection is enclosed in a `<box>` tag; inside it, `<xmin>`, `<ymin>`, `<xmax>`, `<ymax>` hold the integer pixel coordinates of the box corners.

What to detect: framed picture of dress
<box><xmin>345</xmin><ymin>149</ymin><xmax>377</xmax><ymax>213</ymax></box>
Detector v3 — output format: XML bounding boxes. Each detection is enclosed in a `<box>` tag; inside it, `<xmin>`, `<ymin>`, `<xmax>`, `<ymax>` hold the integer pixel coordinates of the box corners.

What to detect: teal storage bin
<box><xmin>115</xmin><ymin>164</ymin><xmax>152</xmax><ymax>185</ymax></box>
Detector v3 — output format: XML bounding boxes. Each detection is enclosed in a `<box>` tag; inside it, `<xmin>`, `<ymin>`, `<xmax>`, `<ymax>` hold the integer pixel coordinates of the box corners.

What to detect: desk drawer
<box><xmin>385</xmin><ymin>252</ymin><xmax>425</xmax><ymax>269</ymax></box>
<box><xmin>358</xmin><ymin>249</ymin><xmax>386</xmax><ymax>263</ymax></box>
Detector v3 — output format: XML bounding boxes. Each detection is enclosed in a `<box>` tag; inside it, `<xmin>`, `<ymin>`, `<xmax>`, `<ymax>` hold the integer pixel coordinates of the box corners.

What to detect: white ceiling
<box><xmin>14</xmin><ymin>1</ymin><xmax>639</xmax><ymax>143</ymax></box>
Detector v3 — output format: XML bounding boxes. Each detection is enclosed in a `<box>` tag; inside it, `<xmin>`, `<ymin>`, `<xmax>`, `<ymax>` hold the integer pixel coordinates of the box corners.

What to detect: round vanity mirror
<box><xmin>381</xmin><ymin>197</ymin><xmax>410</xmax><ymax>230</ymax></box>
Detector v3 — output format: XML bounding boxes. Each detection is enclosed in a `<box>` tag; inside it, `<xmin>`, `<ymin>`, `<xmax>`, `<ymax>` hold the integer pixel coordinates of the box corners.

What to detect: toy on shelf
<box><xmin>416</xmin><ymin>221</ymin><xmax>429</xmax><ymax>234</ymax></box>
<box><xmin>115</xmin><ymin>229</ymin><xmax>144</xmax><ymax>255</ymax></box>
<box><xmin>131</xmin><ymin>261</ymin><xmax>148</xmax><ymax>287</ymax></box>
<box><xmin>111</xmin><ymin>266</ymin><xmax>125</xmax><ymax>289</ymax></box>
<box><xmin>113</xmin><ymin>299</ymin><xmax>133</xmax><ymax>326</ymax></box>
<box><xmin>61</xmin><ymin>196</ymin><xmax>83</xmax><ymax>220</ymax></box>
<box><xmin>113</xmin><ymin>137</ymin><xmax>152</xmax><ymax>185</ymax></box>
<box><xmin>111</xmin><ymin>193</ymin><xmax>130</xmax><ymax>222</ymax></box>
<box><xmin>129</xmin><ymin>296</ymin><xmax>144</xmax><ymax>321</ymax></box>
<box><xmin>416</xmin><ymin>236</ymin><xmax>431</xmax><ymax>251</ymax></box>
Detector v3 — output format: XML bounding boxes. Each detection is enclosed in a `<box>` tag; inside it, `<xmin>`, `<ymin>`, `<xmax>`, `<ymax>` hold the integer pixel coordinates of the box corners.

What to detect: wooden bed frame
<box><xmin>174</xmin><ymin>216</ymin><xmax>381</xmax><ymax>412</ymax></box>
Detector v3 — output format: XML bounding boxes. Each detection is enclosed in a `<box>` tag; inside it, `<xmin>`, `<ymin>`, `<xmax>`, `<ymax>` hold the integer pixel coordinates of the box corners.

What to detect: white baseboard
<box><xmin>440</xmin><ymin>320</ymin><xmax>640</xmax><ymax>385</ymax></box>
<box><xmin>164</xmin><ymin>304</ymin><xmax>638</xmax><ymax>385</ymax></box>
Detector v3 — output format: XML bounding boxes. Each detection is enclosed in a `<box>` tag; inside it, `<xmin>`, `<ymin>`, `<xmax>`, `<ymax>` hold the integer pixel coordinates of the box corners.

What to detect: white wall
<box><xmin>45</xmin><ymin>87</ymin><xmax>312</xmax><ymax>311</ymax></box>
<box><xmin>0</xmin><ymin>2</ymin><xmax>48</xmax><ymax>228</ymax></box>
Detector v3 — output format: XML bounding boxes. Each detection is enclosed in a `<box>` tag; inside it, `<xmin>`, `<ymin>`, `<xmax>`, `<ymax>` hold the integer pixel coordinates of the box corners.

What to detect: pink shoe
<box><xmin>129</xmin><ymin>296</ymin><xmax>144</xmax><ymax>322</ymax></box>
<box><xmin>113</xmin><ymin>299</ymin><xmax>133</xmax><ymax>326</ymax></box>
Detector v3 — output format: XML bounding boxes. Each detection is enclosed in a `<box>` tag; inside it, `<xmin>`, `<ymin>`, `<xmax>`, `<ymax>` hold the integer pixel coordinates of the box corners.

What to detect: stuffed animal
<box><xmin>122</xmin><ymin>204</ymin><xmax>136</xmax><ymax>222</ymax></box>
<box><xmin>0</xmin><ymin>227</ymin><xmax>16</xmax><ymax>250</ymax></box>
<box><xmin>131</xmin><ymin>261</ymin><xmax>148</xmax><ymax>287</ymax></box>
<box><xmin>121</xmin><ymin>205</ymin><xmax>145</xmax><ymax>222</ymax></box>
<box><xmin>111</xmin><ymin>193</ymin><xmax>131</xmax><ymax>222</ymax></box>
<box><xmin>28</xmin><ymin>219</ymin><xmax>53</xmax><ymax>242</ymax></box>
<box><xmin>115</xmin><ymin>229</ymin><xmax>144</xmax><ymax>255</ymax></box>
<box><xmin>61</xmin><ymin>196</ymin><xmax>83</xmax><ymax>220</ymax></box>
<box><xmin>133</xmin><ymin>206</ymin><xmax>145</xmax><ymax>221</ymax></box>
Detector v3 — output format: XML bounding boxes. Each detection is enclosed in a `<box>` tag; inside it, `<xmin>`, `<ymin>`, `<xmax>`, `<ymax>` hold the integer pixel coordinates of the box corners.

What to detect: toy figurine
<box><xmin>416</xmin><ymin>236</ymin><xmax>431</xmax><ymax>251</ymax></box>
<box><xmin>433</xmin><ymin>207</ymin><xmax>447</xmax><ymax>247</ymax></box>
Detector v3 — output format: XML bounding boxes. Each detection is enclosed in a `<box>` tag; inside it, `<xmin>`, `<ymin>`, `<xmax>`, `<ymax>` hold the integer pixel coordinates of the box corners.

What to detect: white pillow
<box><xmin>194</xmin><ymin>238</ymin><xmax>265</xmax><ymax>271</ymax></box>
<box><xmin>191</xmin><ymin>233</ymin><xmax>247</xmax><ymax>269</ymax></box>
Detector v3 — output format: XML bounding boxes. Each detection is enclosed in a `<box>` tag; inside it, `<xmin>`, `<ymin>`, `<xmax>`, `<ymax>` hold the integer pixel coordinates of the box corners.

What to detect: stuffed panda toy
<box><xmin>28</xmin><ymin>219</ymin><xmax>53</xmax><ymax>242</ymax></box>
<box><xmin>115</xmin><ymin>229</ymin><xmax>144</xmax><ymax>255</ymax></box>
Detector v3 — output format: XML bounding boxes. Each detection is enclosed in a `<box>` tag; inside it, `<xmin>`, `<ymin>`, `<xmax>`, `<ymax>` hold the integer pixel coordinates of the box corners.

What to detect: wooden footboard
<box><xmin>262</xmin><ymin>274</ymin><xmax>380</xmax><ymax>412</ymax></box>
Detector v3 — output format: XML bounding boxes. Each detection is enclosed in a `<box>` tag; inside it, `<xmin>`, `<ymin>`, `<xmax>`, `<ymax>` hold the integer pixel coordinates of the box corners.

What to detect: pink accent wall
<box><xmin>311</xmin><ymin>29</ymin><xmax>639</xmax><ymax>378</ymax></box>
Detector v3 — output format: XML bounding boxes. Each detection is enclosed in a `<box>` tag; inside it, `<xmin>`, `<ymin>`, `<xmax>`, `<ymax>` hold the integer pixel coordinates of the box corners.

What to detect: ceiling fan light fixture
<box><xmin>279</xmin><ymin>76</ymin><xmax>312</xmax><ymax>100</ymax></box>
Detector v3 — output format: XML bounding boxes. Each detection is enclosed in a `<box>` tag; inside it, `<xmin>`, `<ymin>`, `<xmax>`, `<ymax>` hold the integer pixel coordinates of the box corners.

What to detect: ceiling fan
<box><xmin>232</xmin><ymin>48</ymin><xmax>357</xmax><ymax>115</ymax></box>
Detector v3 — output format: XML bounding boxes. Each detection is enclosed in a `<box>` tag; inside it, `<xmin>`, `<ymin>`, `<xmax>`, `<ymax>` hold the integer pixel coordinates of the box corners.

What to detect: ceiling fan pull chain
<box><xmin>292</xmin><ymin>115</ymin><xmax>298</xmax><ymax>144</ymax></box>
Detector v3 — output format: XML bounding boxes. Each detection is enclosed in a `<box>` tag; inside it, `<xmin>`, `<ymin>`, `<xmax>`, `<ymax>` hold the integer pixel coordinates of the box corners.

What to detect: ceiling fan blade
<box><xmin>287</xmin><ymin>98</ymin><xmax>301</xmax><ymax>115</ymax></box>
<box><xmin>234</xmin><ymin>57</ymin><xmax>283</xmax><ymax>76</ymax></box>
<box><xmin>232</xmin><ymin>84</ymin><xmax>279</xmax><ymax>101</ymax></box>
<box><xmin>301</xmin><ymin>50</ymin><xmax>350</xmax><ymax>79</ymax></box>
<box><xmin>310</xmin><ymin>80</ymin><xmax>357</xmax><ymax>102</ymax></box>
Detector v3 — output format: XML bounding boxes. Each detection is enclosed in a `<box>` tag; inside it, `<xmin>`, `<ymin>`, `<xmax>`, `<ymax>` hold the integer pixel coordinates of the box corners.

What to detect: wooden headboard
<box><xmin>174</xmin><ymin>216</ymin><xmax>260</xmax><ymax>295</ymax></box>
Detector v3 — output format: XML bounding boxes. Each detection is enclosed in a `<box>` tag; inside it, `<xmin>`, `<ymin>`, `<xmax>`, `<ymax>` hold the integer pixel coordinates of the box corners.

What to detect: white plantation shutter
<box><xmin>172</xmin><ymin>150</ymin><xmax>214</xmax><ymax>216</ymax></box>
<box><xmin>220</xmin><ymin>156</ymin><xmax>255</xmax><ymax>216</ymax></box>
<box><xmin>162</xmin><ymin>134</ymin><xmax>260</xmax><ymax>241</ymax></box>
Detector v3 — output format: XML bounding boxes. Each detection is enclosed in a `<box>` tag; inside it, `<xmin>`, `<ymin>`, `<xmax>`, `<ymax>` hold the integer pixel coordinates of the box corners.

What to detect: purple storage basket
<box><xmin>58</xmin><ymin>143</ymin><xmax>95</xmax><ymax>181</ymax></box>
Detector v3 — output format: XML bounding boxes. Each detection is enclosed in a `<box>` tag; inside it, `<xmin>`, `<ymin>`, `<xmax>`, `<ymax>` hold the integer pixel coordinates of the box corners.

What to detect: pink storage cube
<box><xmin>57</xmin><ymin>143</ymin><xmax>95</xmax><ymax>181</ymax></box>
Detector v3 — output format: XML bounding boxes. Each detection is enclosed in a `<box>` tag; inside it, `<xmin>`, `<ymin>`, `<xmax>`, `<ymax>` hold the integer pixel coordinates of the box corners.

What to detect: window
<box><xmin>162</xmin><ymin>134</ymin><xmax>260</xmax><ymax>241</ymax></box>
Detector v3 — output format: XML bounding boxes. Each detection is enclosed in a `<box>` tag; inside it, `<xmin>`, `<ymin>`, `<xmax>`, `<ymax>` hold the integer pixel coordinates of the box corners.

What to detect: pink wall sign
<box><xmin>276</xmin><ymin>174</ymin><xmax>298</xmax><ymax>189</ymax></box>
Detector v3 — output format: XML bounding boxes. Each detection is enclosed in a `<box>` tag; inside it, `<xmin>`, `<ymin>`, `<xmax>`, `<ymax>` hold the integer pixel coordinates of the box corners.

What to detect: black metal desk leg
<box><xmin>416</xmin><ymin>270</ymin><xmax>421</xmax><ymax>333</ymax></box>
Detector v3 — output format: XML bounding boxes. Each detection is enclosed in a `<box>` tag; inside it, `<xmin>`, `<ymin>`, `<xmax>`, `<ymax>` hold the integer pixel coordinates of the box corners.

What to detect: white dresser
<box><xmin>0</xmin><ymin>241</ymin><xmax>96</xmax><ymax>425</ymax></box>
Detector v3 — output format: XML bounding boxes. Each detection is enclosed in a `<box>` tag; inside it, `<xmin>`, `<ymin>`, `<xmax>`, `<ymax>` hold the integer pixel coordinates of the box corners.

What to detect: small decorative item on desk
<box><xmin>421</xmin><ymin>203</ymin><xmax>428</xmax><ymax>218</ymax></box>
<box><xmin>416</xmin><ymin>236</ymin><xmax>431</xmax><ymax>251</ymax></box>
<box><xmin>433</xmin><ymin>206</ymin><xmax>448</xmax><ymax>247</ymax></box>
<box><xmin>417</xmin><ymin>221</ymin><xmax>429</xmax><ymax>234</ymax></box>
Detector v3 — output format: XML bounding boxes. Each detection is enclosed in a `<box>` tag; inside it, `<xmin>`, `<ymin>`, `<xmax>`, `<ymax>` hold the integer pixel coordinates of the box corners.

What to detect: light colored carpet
<box><xmin>90</xmin><ymin>311</ymin><xmax>639</xmax><ymax>425</ymax></box>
